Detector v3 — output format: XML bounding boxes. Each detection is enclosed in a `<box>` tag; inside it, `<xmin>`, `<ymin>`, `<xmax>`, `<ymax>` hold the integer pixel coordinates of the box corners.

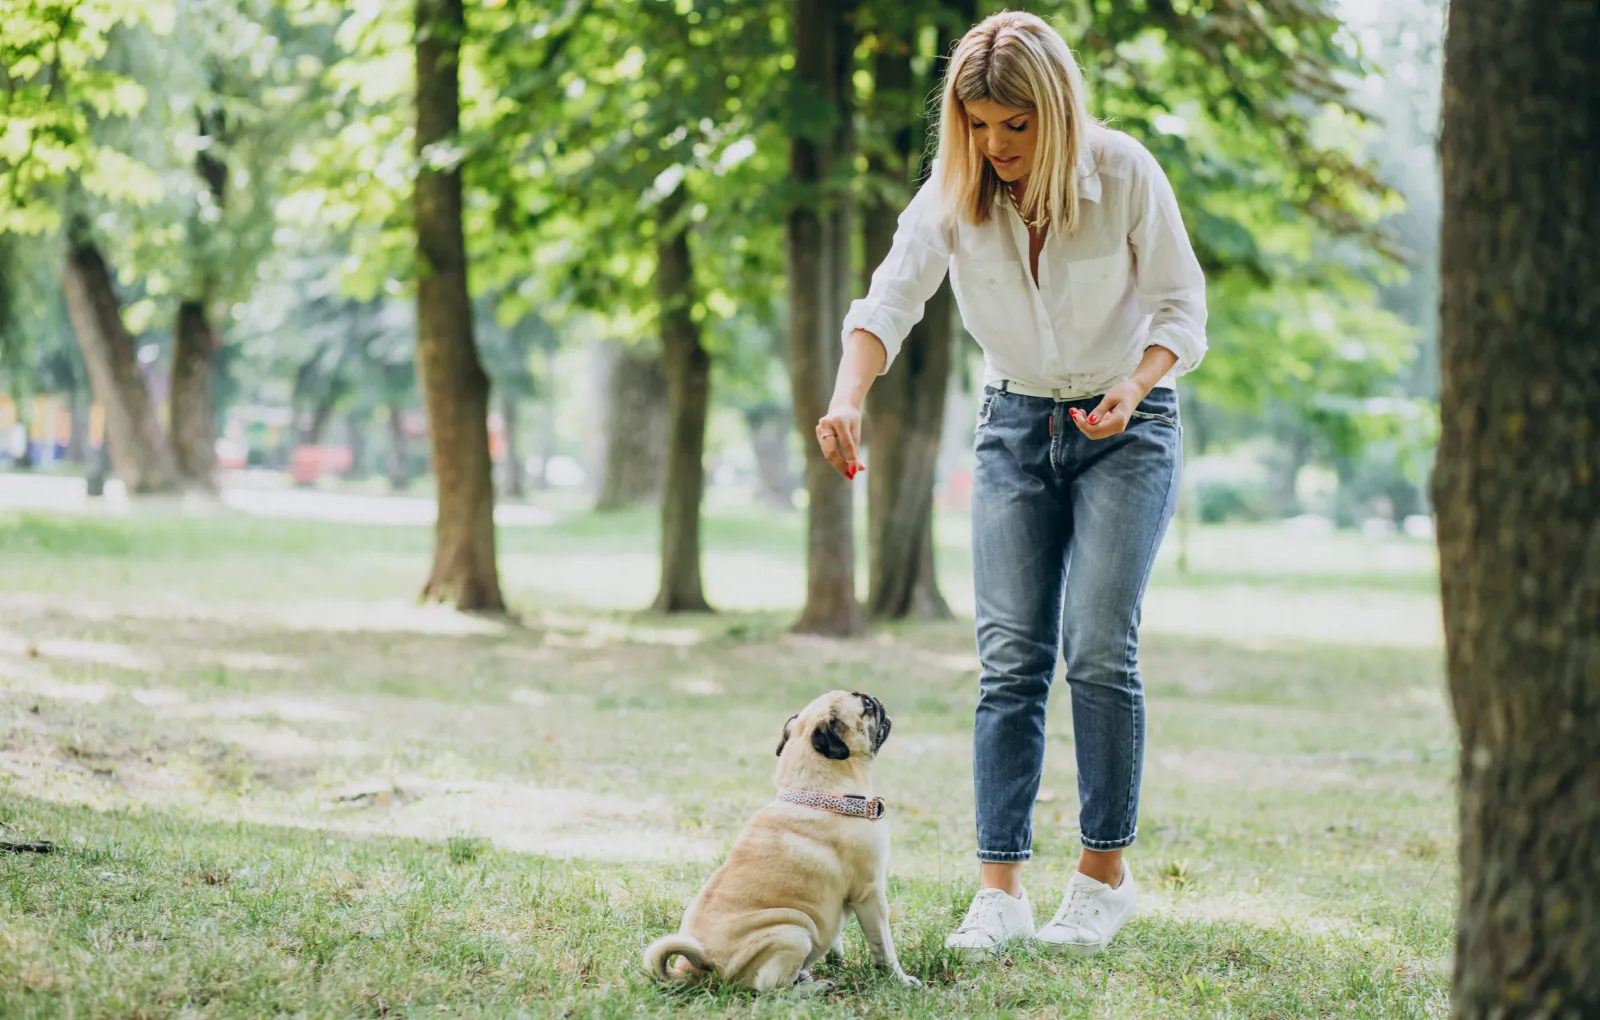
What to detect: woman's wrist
<box><xmin>1127</xmin><ymin>343</ymin><xmax>1179</xmax><ymax>397</ymax></box>
<box><xmin>831</xmin><ymin>329</ymin><xmax>886</xmax><ymax>411</ymax></box>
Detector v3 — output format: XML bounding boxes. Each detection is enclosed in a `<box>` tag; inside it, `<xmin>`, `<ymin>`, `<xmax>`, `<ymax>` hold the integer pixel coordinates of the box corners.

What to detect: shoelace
<box><xmin>954</xmin><ymin>889</ymin><xmax>1007</xmax><ymax>936</ymax></box>
<box><xmin>1049</xmin><ymin>883</ymin><xmax>1094</xmax><ymax>931</ymax></box>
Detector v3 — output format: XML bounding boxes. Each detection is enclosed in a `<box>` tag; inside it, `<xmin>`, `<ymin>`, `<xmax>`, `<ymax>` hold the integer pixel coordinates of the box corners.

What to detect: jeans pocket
<box><xmin>976</xmin><ymin>390</ymin><xmax>1000</xmax><ymax>430</ymax></box>
<box><xmin>1129</xmin><ymin>396</ymin><xmax>1178</xmax><ymax>427</ymax></box>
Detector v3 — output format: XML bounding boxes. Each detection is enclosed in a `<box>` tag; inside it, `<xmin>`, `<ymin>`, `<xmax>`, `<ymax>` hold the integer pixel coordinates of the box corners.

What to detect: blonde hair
<box><xmin>935</xmin><ymin>11</ymin><xmax>1093</xmax><ymax>236</ymax></box>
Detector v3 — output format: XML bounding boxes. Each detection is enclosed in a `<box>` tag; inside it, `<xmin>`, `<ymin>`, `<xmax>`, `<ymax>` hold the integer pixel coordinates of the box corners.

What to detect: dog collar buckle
<box><xmin>778</xmin><ymin>788</ymin><xmax>886</xmax><ymax>820</ymax></box>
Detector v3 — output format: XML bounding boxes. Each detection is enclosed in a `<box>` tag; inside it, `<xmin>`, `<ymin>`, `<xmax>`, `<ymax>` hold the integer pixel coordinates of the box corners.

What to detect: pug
<box><xmin>643</xmin><ymin>690</ymin><xmax>920</xmax><ymax>993</ymax></box>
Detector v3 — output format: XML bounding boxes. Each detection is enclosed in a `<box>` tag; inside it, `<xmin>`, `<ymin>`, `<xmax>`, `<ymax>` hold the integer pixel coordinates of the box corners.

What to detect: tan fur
<box><xmin>642</xmin><ymin>690</ymin><xmax>920</xmax><ymax>993</ymax></box>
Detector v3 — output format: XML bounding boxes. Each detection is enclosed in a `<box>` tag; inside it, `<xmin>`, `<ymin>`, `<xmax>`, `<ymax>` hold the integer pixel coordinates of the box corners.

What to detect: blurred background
<box><xmin>0</xmin><ymin>0</ymin><xmax>1443</xmax><ymax>612</ymax></box>
<box><xmin>0</xmin><ymin>3</ymin><xmax>1465</xmax><ymax>1012</ymax></box>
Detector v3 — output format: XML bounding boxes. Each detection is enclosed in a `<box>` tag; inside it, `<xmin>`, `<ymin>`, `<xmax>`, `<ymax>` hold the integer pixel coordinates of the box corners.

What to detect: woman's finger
<box><xmin>836</xmin><ymin>419</ymin><xmax>862</xmax><ymax>471</ymax></box>
<box><xmin>816</xmin><ymin>427</ymin><xmax>853</xmax><ymax>477</ymax></box>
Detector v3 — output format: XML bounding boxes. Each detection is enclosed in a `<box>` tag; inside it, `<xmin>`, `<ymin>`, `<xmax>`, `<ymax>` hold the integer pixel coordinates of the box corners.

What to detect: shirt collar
<box><xmin>1076</xmin><ymin>127</ymin><xmax>1102</xmax><ymax>204</ymax></box>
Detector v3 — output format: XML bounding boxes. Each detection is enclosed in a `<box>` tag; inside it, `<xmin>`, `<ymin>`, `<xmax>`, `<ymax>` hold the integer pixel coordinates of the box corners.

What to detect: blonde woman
<box><xmin>814</xmin><ymin>11</ymin><xmax>1206</xmax><ymax>958</ymax></box>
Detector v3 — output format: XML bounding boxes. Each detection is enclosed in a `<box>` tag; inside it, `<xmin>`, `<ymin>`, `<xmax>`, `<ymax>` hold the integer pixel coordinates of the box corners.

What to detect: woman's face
<box><xmin>963</xmin><ymin>98</ymin><xmax>1037</xmax><ymax>184</ymax></box>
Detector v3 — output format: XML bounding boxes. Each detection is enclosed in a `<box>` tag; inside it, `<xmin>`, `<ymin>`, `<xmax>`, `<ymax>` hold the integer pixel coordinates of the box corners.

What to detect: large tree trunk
<box><xmin>785</xmin><ymin>0</ymin><xmax>861</xmax><ymax>636</ymax></box>
<box><xmin>169</xmin><ymin>104</ymin><xmax>228</xmax><ymax>492</ymax></box>
<box><xmin>863</xmin><ymin>27</ymin><xmax>953</xmax><ymax>621</ymax></box>
<box><xmin>414</xmin><ymin>0</ymin><xmax>504</xmax><ymax>612</ymax></box>
<box><xmin>61</xmin><ymin>233</ymin><xmax>179</xmax><ymax>495</ymax></box>
<box><xmin>1434</xmin><ymin>3</ymin><xmax>1600</xmax><ymax>1016</ymax></box>
<box><xmin>652</xmin><ymin>184</ymin><xmax>713</xmax><ymax>613</ymax></box>
<box><xmin>594</xmin><ymin>342</ymin><xmax>668</xmax><ymax>509</ymax></box>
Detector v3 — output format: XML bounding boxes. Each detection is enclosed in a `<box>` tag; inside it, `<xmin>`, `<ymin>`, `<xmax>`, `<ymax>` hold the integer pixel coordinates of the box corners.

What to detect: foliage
<box><xmin>0</xmin><ymin>0</ymin><xmax>169</xmax><ymax>235</ymax></box>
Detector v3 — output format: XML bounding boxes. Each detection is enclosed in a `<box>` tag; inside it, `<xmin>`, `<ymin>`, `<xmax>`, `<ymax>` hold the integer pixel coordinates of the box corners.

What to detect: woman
<box><xmin>814</xmin><ymin>11</ymin><xmax>1206</xmax><ymax>958</ymax></box>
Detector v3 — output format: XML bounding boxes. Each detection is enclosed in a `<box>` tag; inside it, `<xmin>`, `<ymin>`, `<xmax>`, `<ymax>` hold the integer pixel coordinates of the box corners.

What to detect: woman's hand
<box><xmin>815</xmin><ymin>402</ymin><xmax>864</xmax><ymax>479</ymax></box>
<box><xmin>1070</xmin><ymin>379</ymin><xmax>1148</xmax><ymax>440</ymax></box>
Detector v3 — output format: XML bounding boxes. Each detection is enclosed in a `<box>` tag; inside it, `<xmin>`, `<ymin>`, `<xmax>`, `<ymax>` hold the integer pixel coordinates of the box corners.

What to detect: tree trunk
<box><xmin>169</xmin><ymin>104</ymin><xmax>228</xmax><ymax>492</ymax></box>
<box><xmin>414</xmin><ymin>0</ymin><xmax>504</xmax><ymax>612</ymax></box>
<box><xmin>60</xmin><ymin>234</ymin><xmax>179</xmax><ymax>495</ymax></box>
<box><xmin>745</xmin><ymin>404</ymin><xmax>798</xmax><ymax>510</ymax></box>
<box><xmin>863</xmin><ymin>28</ymin><xmax>953</xmax><ymax>621</ymax></box>
<box><xmin>66</xmin><ymin>383</ymin><xmax>88</xmax><ymax>464</ymax></box>
<box><xmin>343</xmin><ymin>408</ymin><xmax>368</xmax><ymax>480</ymax></box>
<box><xmin>536</xmin><ymin>340</ymin><xmax>556</xmax><ymax>489</ymax></box>
<box><xmin>786</xmin><ymin>0</ymin><xmax>862</xmax><ymax>636</ymax></box>
<box><xmin>1434</xmin><ymin>3</ymin><xmax>1600</xmax><ymax>1016</ymax></box>
<box><xmin>171</xmin><ymin>298</ymin><xmax>218</xmax><ymax>488</ymax></box>
<box><xmin>866</xmin><ymin>285</ymin><xmax>954</xmax><ymax>619</ymax></box>
<box><xmin>594</xmin><ymin>342</ymin><xmax>668</xmax><ymax>509</ymax></box>
<box><xmin>501</xmin><ymin>390</ymin><xmax>524</xmax><ymax>498</ymax></box>
<box><xmin>385</xmin><ymin>399</ymin><xmax>410</xmax><ymax>491</ymax></box>
<box><xmin>651</xmin><ymin>184</ymin><xmax>714</xmax><ymax>613</ymax></box>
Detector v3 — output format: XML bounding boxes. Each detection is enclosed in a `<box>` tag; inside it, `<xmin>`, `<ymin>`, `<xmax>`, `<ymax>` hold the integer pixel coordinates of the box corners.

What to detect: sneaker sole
<box><xmin>945</xmin><ymin>935</ymin><xmax>1034</xmax><ymax>960</ymax></box>
<box><xmin>1037</xmin><ymin>936</ymin><xmax>1108</xmax><ymax>957</ymax></box>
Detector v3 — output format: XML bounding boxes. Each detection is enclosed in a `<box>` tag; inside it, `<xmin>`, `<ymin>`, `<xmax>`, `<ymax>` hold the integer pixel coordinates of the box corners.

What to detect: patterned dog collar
<box><xmin>777</xmin><ymin>788</ymin><xmax>886</xmax><ymax>820</ymax></box>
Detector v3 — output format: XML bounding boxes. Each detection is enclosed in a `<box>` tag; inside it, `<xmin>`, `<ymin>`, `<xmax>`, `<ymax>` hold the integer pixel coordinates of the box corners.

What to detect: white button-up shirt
<box><xmin>842</xmin><ymin>126</ymin><xmax>1207</xmax><ymax>396</ymax></box>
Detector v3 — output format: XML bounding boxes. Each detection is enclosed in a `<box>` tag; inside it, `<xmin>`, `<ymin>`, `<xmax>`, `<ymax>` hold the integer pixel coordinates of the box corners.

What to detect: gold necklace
<box><xmin>1006</xmin><ymin>183</ymin><xmax>1048</xmax><ymax>231</ymax></box>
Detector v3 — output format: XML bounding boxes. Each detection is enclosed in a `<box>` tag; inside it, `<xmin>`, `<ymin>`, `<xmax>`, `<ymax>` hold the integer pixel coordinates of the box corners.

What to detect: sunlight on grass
<box><xmin>0</xmin><ymin>510</ymin><xmax>1453</xmax><ymax>1017</ymax></box>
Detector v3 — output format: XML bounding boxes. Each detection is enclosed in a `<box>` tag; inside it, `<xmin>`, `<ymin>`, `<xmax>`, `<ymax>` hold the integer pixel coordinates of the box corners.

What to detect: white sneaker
<box><xmin>1035</xmin><ymin>866</ymin><xmax>1138</xmax><ymax>956</ymax></box>
<box><xmin>944</xmin><ymin>887</ymin><xmax>1036</xmax><ymax>959</ymax></box>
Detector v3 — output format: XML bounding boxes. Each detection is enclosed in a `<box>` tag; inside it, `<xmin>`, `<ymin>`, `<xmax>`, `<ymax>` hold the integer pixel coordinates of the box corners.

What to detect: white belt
<box><xmin>993</xmin><ymin>376</ymin><xmax>1116</xmax><ymax>401</ymax></box>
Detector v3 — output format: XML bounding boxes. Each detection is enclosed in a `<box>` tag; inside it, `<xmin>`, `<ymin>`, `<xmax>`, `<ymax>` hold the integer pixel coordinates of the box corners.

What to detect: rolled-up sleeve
<box><xmin>840</xmin><ymin>173</ymin><xmax>952</xmax><ymax>373</ymax></box>
<box><xmin>1127</xmin><ymin>148</ymin><xmax>1208</xmax><ymax>375</ymax></box>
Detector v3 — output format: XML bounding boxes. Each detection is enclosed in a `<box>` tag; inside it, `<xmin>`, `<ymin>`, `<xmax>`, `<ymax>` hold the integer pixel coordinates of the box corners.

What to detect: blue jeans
<box><xmin>971</xmin><ymin>385</ymin><xmax>1181</xmax><ymax>861</ymax></box>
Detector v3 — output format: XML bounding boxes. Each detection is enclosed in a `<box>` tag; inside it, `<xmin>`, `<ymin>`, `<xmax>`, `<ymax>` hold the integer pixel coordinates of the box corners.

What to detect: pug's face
<box><xmin>775</xmin><ymin>690</ymin><xmax>893</xmax><ymax>763</ymax></box>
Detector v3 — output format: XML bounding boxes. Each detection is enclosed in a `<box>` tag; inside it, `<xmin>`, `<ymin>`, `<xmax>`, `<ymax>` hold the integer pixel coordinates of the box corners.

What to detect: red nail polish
<box><xmin>1090</xmin><ymin>415</ymin><xmax>1099</xmax><ymax>424</ymax></box>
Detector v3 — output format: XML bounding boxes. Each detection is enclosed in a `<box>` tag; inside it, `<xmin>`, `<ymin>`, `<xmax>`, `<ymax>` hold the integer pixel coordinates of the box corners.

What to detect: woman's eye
<box><xmin>1007</xmin><ymin>122</ymin><xmax>1028</xmax><ymax>134</ymax></box>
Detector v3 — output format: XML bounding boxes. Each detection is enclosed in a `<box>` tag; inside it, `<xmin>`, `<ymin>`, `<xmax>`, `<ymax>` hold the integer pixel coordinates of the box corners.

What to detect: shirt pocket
<box><xmin>1064</xmin><ymin>252</ymin><xmax>1127</xmax><ymax>331</ymax></box>
<box><xmin>953</xmin><ymin>258</ymin><xmax>1026</xmax><ymax>335</ymax></box>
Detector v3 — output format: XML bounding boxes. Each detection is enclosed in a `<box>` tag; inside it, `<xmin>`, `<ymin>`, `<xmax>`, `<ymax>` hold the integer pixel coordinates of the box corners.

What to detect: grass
<box><xmin>0</xmin><ymin>503</ymin><xmax>1455</xmax><ymax>1017</ymax></box>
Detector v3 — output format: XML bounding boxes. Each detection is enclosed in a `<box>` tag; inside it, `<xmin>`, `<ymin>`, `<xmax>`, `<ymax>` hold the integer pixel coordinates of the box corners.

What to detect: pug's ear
<box><xmin>775</xmin><ymin>714</ymin><xmax>798</xmax><ymax>757</ymax></box>
<box><xmin>810</xmin><ymin>716</ymin><xmax>851</xmax><ymax>761</ymax></box>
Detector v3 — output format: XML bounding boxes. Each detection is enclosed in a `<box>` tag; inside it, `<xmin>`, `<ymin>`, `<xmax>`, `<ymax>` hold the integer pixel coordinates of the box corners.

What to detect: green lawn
<box><xmin>0</xmin><ymin>505</ymin><xmax>1454</xmax><ymax>1018</ymax></box>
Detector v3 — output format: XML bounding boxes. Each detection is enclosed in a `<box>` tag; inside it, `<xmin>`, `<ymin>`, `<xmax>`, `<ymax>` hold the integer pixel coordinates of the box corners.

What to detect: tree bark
<box><xmin>786</xmin><ymin>0</ymin><xmax>862</xmax><ymax>636</ymax></box>
<box><xmin>343</xmin><ymin>408</ymin><xmax>368</xmax><ymax>480</ymax></box>
<box><xmin>66</xmin><ymin>383</ymin><xmax>88</xmax><ymax>464</ymax></box>
<box><xmin>414</xmin><ymin>0</ymin><xmax>504</xmax><ymax>612</ymax></box>
<box><xmin>169</xmin><ymin>104</ymin><xmax>228</xmax><ymax>492</ymax></box>
<box><xmin>1434</xmin><ymin>2</ymin><xmax>1600</xmax><ymax>1016</ymax></box>
<box><xmin>652</xmin><ymin>184</ymin><xmax>714</xmax><ymax>613</ymax></box>
<box><xmin>745</xmin><ymin>404</ymin><xmax>799</xmax><ymax>510</ymax></box>
<box><xmin>863</xmin><ymin>28</ymin><xmax>953</xmax><ymax>621</ymax></box>
<box><xmin>594</xmin><ymin>342</ymin><xmax>668</xmax><ymax>509</ymax></box>
<box><xmin>535</xmin><ymin>339</ymin><xmax>556</xmax><ymax>489</ymax></box>
<box><xmin>384</xmin><ymin>398</ymin><xmax>410</xmax><ymax>491</ymax></box>
<box><xmin>171</xmin><ymin>297</ymin><xmax>218</xmax><ymax>487</ymax></box>
<box><xmin>60</xmin><ymin>234</ymin><xmax>179</xmax><ymax>495</ymax></box>
<box><xmin>500</xmin><ymin>390</ymin><xmax>524</xmax><ymax>498</ymax></box>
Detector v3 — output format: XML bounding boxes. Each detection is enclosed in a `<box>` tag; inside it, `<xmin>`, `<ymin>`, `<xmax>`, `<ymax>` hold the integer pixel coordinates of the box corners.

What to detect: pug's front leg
<box><xmin>852</xmin><ymin>888</ymin><xmax>921</xmax><ymax>989</ymax></box>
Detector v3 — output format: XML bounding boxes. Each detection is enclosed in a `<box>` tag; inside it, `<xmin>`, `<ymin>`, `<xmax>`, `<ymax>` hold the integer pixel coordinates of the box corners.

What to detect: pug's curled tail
<box><xmin>643</xmin><ymin>934</ymin><xmax>711</xmax><ymax>983</ymax></box>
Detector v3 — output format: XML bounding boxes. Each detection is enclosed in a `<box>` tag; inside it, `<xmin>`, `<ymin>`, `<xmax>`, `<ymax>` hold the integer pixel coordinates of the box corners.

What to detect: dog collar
<box><xmin>777</xmin><ymin>788</ymin><xmax>886</xmax><ymax>820</ymax></box>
